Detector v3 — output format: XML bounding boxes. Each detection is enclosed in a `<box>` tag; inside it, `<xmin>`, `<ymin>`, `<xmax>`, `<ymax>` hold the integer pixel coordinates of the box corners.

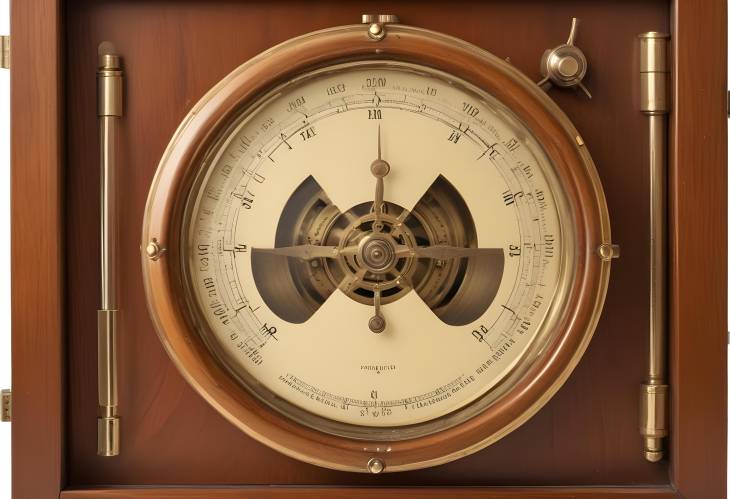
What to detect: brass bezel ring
<box><xmin>142</xmin><ymin>23</ymin><xmax>613</xmax><ymax>473</ymax></box>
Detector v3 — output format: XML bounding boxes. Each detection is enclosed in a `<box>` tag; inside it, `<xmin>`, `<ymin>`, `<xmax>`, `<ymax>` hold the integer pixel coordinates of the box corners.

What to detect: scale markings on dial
<box><xmin>186</xmin><ymin>63</ymin><xmax>563</xmax><ymax>428</ymax></box>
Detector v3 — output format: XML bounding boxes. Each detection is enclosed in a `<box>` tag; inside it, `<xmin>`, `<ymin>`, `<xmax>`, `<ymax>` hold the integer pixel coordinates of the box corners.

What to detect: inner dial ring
<box><xmin>189</xmin><ymin>59</ymin><xmax>566</xmax><ymax>436</ymax></box>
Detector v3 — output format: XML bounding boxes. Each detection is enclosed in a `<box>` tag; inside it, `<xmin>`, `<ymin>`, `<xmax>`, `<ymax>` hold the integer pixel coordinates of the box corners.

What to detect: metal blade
<box><xmin>253</xmin><ymin>245</ymin><xmax>340</xmax><ymax>260</ymax></box>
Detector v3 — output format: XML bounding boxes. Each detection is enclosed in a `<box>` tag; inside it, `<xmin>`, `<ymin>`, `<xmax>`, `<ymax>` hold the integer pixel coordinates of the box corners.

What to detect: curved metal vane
<box><xmin>252</xmin><ymin>174</ymin><xmax>505</xmax><ymax>326</ymax></box>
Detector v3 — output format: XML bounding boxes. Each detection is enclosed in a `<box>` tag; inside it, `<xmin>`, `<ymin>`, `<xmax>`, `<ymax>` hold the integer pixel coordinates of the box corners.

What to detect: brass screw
<box><xmin>367</xmin><ymin>457</ymin><xmax>385</xmax><ymax>474</ymax></box>
<box><xmin>598</xmin><ymin>243</ymin><xmax>621</xmax><ymax>261</ymax></box>
<box><xmin>368</xmin><ymin>23</ymin><xmax>386</xmax><ymax>41</ymax></box>
<box><xmin>145</xmin><ymin>239</ymin><xmax>164</xmax><ymax>260</ymax></box>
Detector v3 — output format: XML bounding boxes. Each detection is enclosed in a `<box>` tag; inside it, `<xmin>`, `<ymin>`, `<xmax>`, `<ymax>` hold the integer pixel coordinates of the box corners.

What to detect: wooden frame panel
<box><xmin>10</xmin><ymin>0</ymin><xmax>65</xmax><ymax>497</ymax></box>
<box><xmin>668</xmin><ymin>0</ymin><xmax>728</xmax><ymax>497</ymax></box>
<box><xmin>9</xmin><ymin>0</ymin><xmax>726</xmax><ymax>497</ymax></box>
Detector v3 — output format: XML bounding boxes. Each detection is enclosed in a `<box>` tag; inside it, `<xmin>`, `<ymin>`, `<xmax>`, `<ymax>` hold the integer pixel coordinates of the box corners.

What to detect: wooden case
<box><xmin>9</xmin><ymin>0</ymin><xmax>727</xmax><ymax>498</ymax></box>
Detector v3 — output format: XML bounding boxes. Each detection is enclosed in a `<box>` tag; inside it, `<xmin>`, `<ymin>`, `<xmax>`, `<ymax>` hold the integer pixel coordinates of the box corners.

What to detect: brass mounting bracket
<box><xmin>362</xmin><ymin>14</ymin><xmax>400</xmax><ymax>41</ymax></box>
<box><xmin>639</xmin><ymin>31</ymin><xmax>670</xmax><ymax>463</ymax></box>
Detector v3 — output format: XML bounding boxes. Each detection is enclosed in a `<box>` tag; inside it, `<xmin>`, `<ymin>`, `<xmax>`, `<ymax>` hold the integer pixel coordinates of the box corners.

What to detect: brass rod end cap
<box><xmin>98</xmin><ymin>41</ymin><xmax>120</xmax><ymax>70</ymax></box>
<box><xmin>645</xmin><ymin>449</ymin><xmax>664</xmax><ymax>463</ymax></box>
<box><xmin>97</xmin><ymin>416</ymin><xmax>120</xmax><ymax>457</ymax></box>
<box><xmin>644</xmin><ymin>436</ymin><xmax>664</xmax><ymax>462</ymax></box>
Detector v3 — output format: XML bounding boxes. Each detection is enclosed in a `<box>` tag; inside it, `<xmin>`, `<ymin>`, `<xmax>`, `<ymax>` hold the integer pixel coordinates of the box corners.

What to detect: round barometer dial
<box><xmin>188</xmin><ymin>62</ymin><xmax>562</xmax><ymax>429</ymax></box>
<box><xmin>143</xmin><ymin>22</ymin><xmax>613</xmax><ymax>472</ymax></box>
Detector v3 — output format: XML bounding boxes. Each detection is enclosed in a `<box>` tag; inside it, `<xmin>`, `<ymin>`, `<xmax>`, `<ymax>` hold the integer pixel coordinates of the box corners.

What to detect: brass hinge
<box><xmin>0</xmin><ymin>36</ymin><xmax>9</xmax><ymax>69</ymax></box>
<box><xmin>1</xmin><ymin>389</ymin><xmax>10</xmax><ymax>422</ymax></box>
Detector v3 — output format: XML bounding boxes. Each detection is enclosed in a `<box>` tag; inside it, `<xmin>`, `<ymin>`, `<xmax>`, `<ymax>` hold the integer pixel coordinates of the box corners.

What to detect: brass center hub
<box><xmin>358</xmin><ymin>235</ymin><xmax>398</xmax><ymax>274</ymax></box>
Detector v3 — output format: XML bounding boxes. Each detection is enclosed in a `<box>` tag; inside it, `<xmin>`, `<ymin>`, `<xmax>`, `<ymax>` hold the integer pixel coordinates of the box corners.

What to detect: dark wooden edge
<box><xmin>668</xmin><ymin>0</ymin><xmax>727</xmax><ymax>498</ymax></box>
<box><xmin>10</xmin><ymin>0</ymin><xmax>65</xmax><ymax>498</ymax></box>
<box><xmin>60</xmin><ymin>486</ymin><xmax>680</xmax><ymax>499</ymax></box>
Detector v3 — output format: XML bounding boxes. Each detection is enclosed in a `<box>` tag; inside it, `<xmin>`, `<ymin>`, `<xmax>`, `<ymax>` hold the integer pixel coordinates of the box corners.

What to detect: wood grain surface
<box><xmin>9</xmin><ymin>0</ymin><xmax>726</xmax><ymax>497</ymax></box>
<box><xmin>668</xmin><ymin>0</ymin><xmax>728</xmax><ymax>498</ymax></box>
<box><xmin>10</xmin><ymin>0</ymin><xmax>64</xmax><ymax>498</ymax></box>
<box><xmin>63</xmin><ymin>0</ymin><xmax>670</xmax><ymax>488</ymax></box>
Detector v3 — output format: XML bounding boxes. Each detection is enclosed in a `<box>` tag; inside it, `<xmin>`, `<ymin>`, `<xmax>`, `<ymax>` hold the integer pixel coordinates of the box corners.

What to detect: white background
<box><xmin>0</xmin><ymin>3</ymin><xmax>725</xmax><ymax>498</ymax></box>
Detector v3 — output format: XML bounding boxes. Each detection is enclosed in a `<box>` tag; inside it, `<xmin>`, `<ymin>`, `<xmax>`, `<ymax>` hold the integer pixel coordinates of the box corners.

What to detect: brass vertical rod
<box><xmin>648</xmin><ymin>114</ymin><xmax>666</xmax><ymax>383</ymax></box>
<box><xmin>639</xmin><ymin>32</ymin><xmax>670</xmax><ymax>463</ymax></box>
<box><xmin>97</xmin><ymin>42</ymin><xmax>122</xmax><ymax>457</ymax></box>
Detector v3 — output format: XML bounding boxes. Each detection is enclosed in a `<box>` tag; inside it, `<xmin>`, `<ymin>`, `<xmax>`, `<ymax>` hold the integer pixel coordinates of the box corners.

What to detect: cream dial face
<box><xmin>186</xmin><ymin>62</ymin><xmax>567</xmax><ymax>432</ymax></box>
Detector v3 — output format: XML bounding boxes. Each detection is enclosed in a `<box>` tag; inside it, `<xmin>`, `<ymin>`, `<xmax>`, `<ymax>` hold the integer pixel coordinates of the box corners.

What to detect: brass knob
<box><xmin>538</xmin><ymin>18</ymin><xmax>592</xmax><ymax>99</ymax></box>
<box><xmin>362</xmin><ymin>14</ymin><xmax>400</xmax><ymax>41</ymax></box>
<box><xmin>367</xmin><ymin>457</ymin><xmax>385</xmax><ymax>473</ymax></box>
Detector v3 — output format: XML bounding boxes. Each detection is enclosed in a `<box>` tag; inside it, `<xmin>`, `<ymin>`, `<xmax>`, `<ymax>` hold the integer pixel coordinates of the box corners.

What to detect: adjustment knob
<box><xmin>362</xmin><ymin>14</ymin><xmax>400</xmax><ymax>40</ymax></box>
<box><xmin>361</xmin><ymin>14</ymin><xmax>400</xmax><ymax>24</ymax></box>
<box><xmin>538</xmin><ymin>18</ymin><xmax>592</xmax><ymax>99</ymax></box>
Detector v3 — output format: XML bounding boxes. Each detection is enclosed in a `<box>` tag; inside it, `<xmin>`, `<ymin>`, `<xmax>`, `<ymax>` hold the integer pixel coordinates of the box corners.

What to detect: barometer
<box><xmin>142</xmin><ymin>18</ymin><xmax>615</xmax><ymax>473</ymax></box>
